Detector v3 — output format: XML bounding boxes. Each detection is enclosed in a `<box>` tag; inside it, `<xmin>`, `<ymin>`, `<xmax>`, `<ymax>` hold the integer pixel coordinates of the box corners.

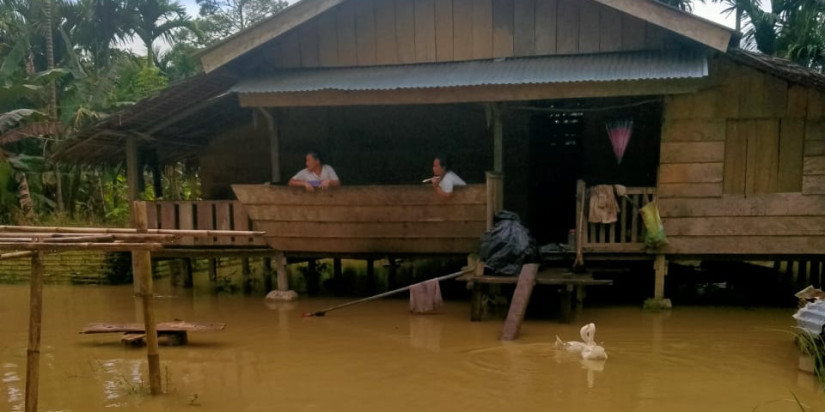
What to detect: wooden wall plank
<box><xmin>660</xmin><ymin>142</ymin><xmax>725</xmax><ymax>163</ymax></box>
<box><xmin>807</xmin><ymin>120</ymin><xmax>825</xmax><ymax>141</ymax></box>
<box><xmin>513</xmin><ymin>0</ymin><xmax>535</xmax><ymax>56</ymax></box>
<box><xmin>263</xmin><ymin>237</ymin><xmax>480</xmax><ymax>254</ymax></box>
<box><xmin>806</xmin><ymin>141</ymin><xmax>825</xmax><ymax>156</ymax></box>
<box><xmin>778</xmin><ymin>118</ymin><xmax>805</xmax><ymax>192</ymax></box>
<box><xmin>738</xmin><ymin>68</ymin><xmax>764</xmax><ymax>118</ymax></box>
<box><xmin>434</xmin><ymin>0</ymin><xmax>454</xmax><ymax>61</ymax></box>
<box><xmin>235</xmin><ymin>184</ymin><xmax>487</xmax><ymax>205</ymax></box>
<box><xmin>763</xmin><ymin>76</ymin><xmax>788</xmax><ymax>118</ymax></box>
<box><xmin>299</xmin><ymin>19</ymin><xmax>320</xmax><ymax>67</ymax></box>
<box><xmin>657</xmin><ymin>183</ymin><xmax>723</xmax><ymax>198</ymax></box>
<box><xmin>803</xmin><ymin>175</ymin><xmax>825</xmax><ymax>195</ymax></box>
<box><xmin>534</xmin><ymin>0</ymin><xmax>557</xmax><ymax>54</ymax></box>
<box><xmin>658</xmin><ymin>194</ymin><xmax>825</xmax><ymax>218</ymax></box>
<box><xmin>665</xmin><ymin>216</ymin><xmax>825</xmax><ymax>237</ymax></box>
<box><xmin>395</xmin><ymin>0</ymin><xmax>416</xmax><ymax>63</ymax></box>
<box><xmin>257</xmin><ymin>221</ymin><xmax>487</xmax><ymax>238</ymax></box>
<box><xmin>336</xmin><ymin>3</ymin><xmax>358</xmax><ymax>66</ymax></box>
<box><xmin>415</xmin><ymin>0</ymin><xmax>437</xmax><ymax>61</ymax></box>
<box><xmin>659</xmin><ymin>163</ymin><xmax>724</xmax><ymax>184</ymax></box>
<box><xmin>491</xmin><ymin>0</ymin><xmax>514</xmax><ymax>58</ymax></box>
<box><xmin>598</xmin><ymin>6</ymin><xmax>622</xmax><ymax>52</ymax></box>
<box><xmin>661</xmin><ymin>236</ymin><xmax>825</xmax><ymax>255</ymax></box>
<box><xmin>621</xmin><ymin>14</ymin><xmax>645</xmax><ymax>50</ymax></box>
<box><xmin>472</xmin><ymin>0</ymin><xmax>493</xmax><ymax>58</ymax></box>
<box><xmin>578</xmin><ymin>0</ymin><xmax>599</xmax><ymax>53</ymax></box>
<box><xmin>355</xmin><ymin>0</ymin><xmax>377</xmax><ymax>65</ymax></box>
<box><xmin>375</xmin><ymin>0</ymin><xmax>399</xmax><ymax>65</ymax></box>
<box><xmin>745</xmin><ymin>119</ymin><xmax>779</xmax><ymax>194</ymax></box>
<box><xmin>159</xmin><ymin>203</ymin><xmax>175</xmax><ymax>229</ymax></box>
<box><xmin>787</xmin><ymin>85</ymin><xmax>809</xmax><ymax>118</ymax></box>
<box><xmin>661</xmin><ymin>120</ymin><xmax>725</xmax><ymax>142</ymax></box>
<box><xmin>244</xmin><ymin>204</ymin><xmax>487</xmax><ymax>222</ymax></box>
<box><xmin>723</xmin><ymin>120</ymin><xmax>747</xmax><ymax>195</ymax></box>
<box><xmin>452</xmin><ymin>0</ymin><xmax>474</xmax><ymax>60</ymax></box>
<box><xmin>804</xmin><ymin>156</ymin><xmax>825</xmax><ymax>176</ymax></box>
<box><xmin>810</xmin><ymin>90</ymin><xmax>825</xmax><ymax>119</ymax></box>
<box><xmin>279</xmin><ymin>32</ymin><xmax>302</xmax><ymax>68</ymax></box>
<box><xmin>555</xmin><ymin>0</ymin><xmax>579</xmax><ymax>54</ymax></box>
<box><xmin>317</xmin><ymin>11</ymin><xmax>339</xmax><ymax>67</ymax></box>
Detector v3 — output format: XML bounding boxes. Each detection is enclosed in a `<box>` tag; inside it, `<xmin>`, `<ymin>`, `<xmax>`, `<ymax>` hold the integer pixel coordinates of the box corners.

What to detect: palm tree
<box><xmin>130</xmin><ymin>0</ymin><xmax>200</xmax><ymax>66</ymax></box>
<box><xmin>61</xmin><ymin>0</ymin><xmax>135</xmax><ymax>66</ymax></box>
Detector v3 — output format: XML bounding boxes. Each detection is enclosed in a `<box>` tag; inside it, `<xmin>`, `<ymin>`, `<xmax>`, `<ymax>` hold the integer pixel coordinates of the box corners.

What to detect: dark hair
<box><xmin>434</xmin><ymin>154</ymin><xmax>452</xmax><ymax>171</ymax></box>
<box><xmin>307</xmin><ymin>150</ymin><xmax>323</xmax><ymax>164</ymax></box>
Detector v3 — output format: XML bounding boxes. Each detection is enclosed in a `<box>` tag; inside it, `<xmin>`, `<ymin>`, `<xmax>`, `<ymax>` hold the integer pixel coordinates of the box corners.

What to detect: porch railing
<box><xmin>144</xmin><ymin>200</ymin><xmax>267</xmax><ymax>247</ymax></box>
<box><xmin>576</xmin><ymin>180</ymin><xmax>656</xmax><ymax>253</ymax></box>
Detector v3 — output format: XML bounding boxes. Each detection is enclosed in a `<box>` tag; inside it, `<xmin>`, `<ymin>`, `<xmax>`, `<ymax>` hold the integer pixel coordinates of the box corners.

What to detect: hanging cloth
<box><xmin>588</xmin><ymin>185</ymin><xmax>619</xmax><ymax>224</ymax></box>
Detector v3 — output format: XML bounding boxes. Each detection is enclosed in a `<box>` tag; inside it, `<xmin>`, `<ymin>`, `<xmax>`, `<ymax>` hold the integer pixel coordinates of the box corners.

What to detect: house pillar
<box><xmin>645</xmin><ymin>254</ymin><xmax>672</xmax><ymax>310</ymax></box>
<box><xmin>259</xmin><ymin>108</ymin><xmax>281</xmax><ymax>183</ymax></box>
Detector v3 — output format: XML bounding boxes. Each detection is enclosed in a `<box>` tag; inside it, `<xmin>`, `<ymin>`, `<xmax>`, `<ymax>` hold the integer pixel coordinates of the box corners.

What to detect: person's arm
<box><xmin>320</xmin><ymin>166</ymin><xmax>341</xmax><ymax>189</ymax></box>
<box><xmin>432</xmin><ymin>176</ymin><xmax>454</xmax><ymax>199</ymax></box>
<box><xmin>289</xmin><ymin>179</ymin><xmax>315</xmax><ymax>191</ymax></box>
<box><xmin>434</xmin><ymin>185</ymin><xmax>453</xmax><ymax>199</ymax></box>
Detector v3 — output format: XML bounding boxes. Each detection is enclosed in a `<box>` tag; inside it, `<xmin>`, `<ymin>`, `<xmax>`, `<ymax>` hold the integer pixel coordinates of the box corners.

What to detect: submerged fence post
<box><xmin>132</xmin><ymin>201</ymin><xmax>162</xmax><ymax>395</ymax></box>
<box><xmin>24</xmin><ymin>250</ymin><xmax>44</xmax><ymax>412</ymax></box>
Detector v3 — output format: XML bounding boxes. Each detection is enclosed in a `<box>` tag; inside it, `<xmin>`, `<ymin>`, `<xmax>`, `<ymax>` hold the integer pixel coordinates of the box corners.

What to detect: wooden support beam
<box><xmin>275</xmin><ymin>252</ymin><xmax>288</xmax><ymax>291</ymax></box>
<box><xmin>491</xmin><ymin>103</ymin><xmax>503</xmax><ymax>173</ymax></box>
<box><xmin>485</xmin><ymin>172</ymin><xmax>503</xmax><ymax>230</ymax></box>
<box><xmin>0</xmin><ymin>225</ymin><xmax>263</xmax><ymax>238</ymax></box>
<box><xmin>500</xmin><ymin>264</ymin><xmax>539</xmax><ymax>341</ymax></box>
<box><xmin>131</xmin><ymin>202</ymin><xmax>162</xmax><ymax>395</ymax></box>
<box><xmin>653</xmin><ymin>254</ymin><xmax>667</xmax><ymax>300</ymax></box>
<box><xmin>259</xmin><ymin>108</ymin><xmax>281</xmax><ymax>183</ymax></box>
<box><xmin>24</xmin><ymin>251</ymin><xmax>43</xmax><ymax>412</ymax></box>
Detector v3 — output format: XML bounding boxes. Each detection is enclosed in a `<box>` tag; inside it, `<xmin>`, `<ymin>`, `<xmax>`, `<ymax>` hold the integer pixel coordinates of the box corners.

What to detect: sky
<box><xmin>132</xmin><ymin>0</ymin><xmax>746</xmax><ymax>55</ymax></box>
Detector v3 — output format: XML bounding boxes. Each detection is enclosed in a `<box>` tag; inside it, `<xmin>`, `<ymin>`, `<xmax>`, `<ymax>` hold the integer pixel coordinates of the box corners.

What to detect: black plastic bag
<box><xmin>479</xmin><ymin>211</ymin><xmax>539</xmax><ymax>276</ymax></box>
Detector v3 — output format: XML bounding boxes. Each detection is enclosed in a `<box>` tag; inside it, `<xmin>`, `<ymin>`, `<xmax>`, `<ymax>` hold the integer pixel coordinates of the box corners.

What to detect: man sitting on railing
<box><xmin>430</xmin><ymin>154</ymin><xmax>466</xmax><ymax>199</ymax></box>
<box><xmin>288</xmin><ymin>150</ymin><xmax>341</xmax><ymax>192</ymax></box>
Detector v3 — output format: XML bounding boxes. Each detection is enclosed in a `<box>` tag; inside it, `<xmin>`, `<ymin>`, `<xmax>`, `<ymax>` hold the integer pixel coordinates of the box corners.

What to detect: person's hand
<box><xmin>431</xmin><ymin>176</ymin><xmax>441</xmax><ymax>188</ymax></box>
<box><xmin>304</xmin><ymin>181</ymin><xmax>315</xmax><ymax>192</ymax></box>
<box><xmin>320</xmin><ymin>180</ymin><xmax>332</xmax><ymax>190</ymax></box>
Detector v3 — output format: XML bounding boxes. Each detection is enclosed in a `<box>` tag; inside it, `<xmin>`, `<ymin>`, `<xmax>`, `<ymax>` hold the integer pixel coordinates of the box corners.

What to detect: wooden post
<box><xmin>653</xmin><ymin>254</ymin><xmax>667</xmax><ymax>300</ymax></box>
<box><xmin>259</xmin><ymin>108</ymin><xmax>281</xmax><ymax>183</ymax></box>
<box><xmin>500</xmin><ymin>263</ymin><xmax>539</xmax><ymax>341</ymax></box>
<box><xmin>573</xmin><ymin>179</ymin><xmax>586</xmax><ymax>270</ymax></box>
<box><xmin>485</xmin><ymin>172</ymin><xmax>504</xmax><ymax>230</ymax></box>
<box><xmin>24</xmin><ymin>251</ymin><xmax>44</xmax><ymax>412</ymax></box>
<box><xmin>491</xmin><ymin>103</ymin><xmax>503</xmax><ymax>173</ymax></box>
<box><xmin>132</xmin><ymin>201</ymin><xmax>162</xmax><ymax>395</ymax></box>
<box><xmin>241</xmin><ymin>258</ymin><xmax>251</xmax><ymax>294</ymax></box>
<box><xmin>275</xmin><ymin>251</ymin><xmax>288</xmax><ymax>291</ymax></box>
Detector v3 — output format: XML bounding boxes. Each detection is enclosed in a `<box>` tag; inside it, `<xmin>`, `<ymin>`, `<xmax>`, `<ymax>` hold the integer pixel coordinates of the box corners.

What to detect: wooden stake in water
<box><xmin>133</xmin><ymin>201</ymin><xmax>162</xmax><ymax>395</ymax></box>
<box><xmin>25</xmin><ymin>251</ymin><xmax>44</xmax><ymax>412</ymax></box>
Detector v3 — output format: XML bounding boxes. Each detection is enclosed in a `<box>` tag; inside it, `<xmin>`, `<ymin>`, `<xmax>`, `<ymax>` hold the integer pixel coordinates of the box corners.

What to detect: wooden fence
<box><xmin>576</xmin><ymin>180</ymin><xmax>656</xmax><ymax>253</ymax></box>
<box><xmin>144</xmin><ymin>201</ymin><xmax>267</xmax><ymax>247</ymax></box>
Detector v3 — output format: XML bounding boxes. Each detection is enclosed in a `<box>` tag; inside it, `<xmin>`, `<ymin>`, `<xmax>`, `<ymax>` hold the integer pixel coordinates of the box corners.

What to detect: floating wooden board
<box><xmin>81</xmin><ymin>321</ymin><xmax>226</xmax><ymax>334</ymax></box>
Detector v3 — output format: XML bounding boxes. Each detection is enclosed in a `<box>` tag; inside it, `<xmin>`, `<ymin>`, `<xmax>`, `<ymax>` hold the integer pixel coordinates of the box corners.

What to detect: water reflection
<box><xmin>409</xmin><ymin>316</ymin><xmax>443</xmax><ymax>351</ymax></box>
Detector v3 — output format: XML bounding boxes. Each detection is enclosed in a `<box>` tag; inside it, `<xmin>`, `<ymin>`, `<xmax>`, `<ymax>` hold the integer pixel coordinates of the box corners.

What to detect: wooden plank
<box><xmin>787</xmin><ymin>85</ymin><xmax>809</xmax><ymax>118</ymax></box>
<box><xmin>195</xmin><ymin>202</ymin><xmax>215</xmax><ymax>246</ymax></box>
<box><xmin>335</xmin><ymin>3</ymin><xmax>358</xmax><ymax>66</ymax></box>
<box><xmin>763</xmin><ymin>75</ymin><xmax>788</xmax><ymax>118</ymax></box>
<box><xmin>661</xmin><ymin>120</ymin><xmax>725</xmax><ymax>142</ymax></box>
<box><xmin>81</xmin><ymin>321</ymin><xmax>226</xmax><ymax>334</ymax></box>
<box><xmin>806</xmin><ymin>141</ymin><xmax>825</xmax><ymax>156</ymax></box>
<box><xmin>145</xmin><ymin>202</ymin><xmax>158</xmax><ymax>229</ymax></box>
<box><xmin>414</xmin><ymin>0</ymin><xmax>437</xmax><ymax>61</ymax></box>
<box><xmin>660</xmin><ymin>142</ymin><xmax>725</xmax><ymax>163</ymax></box>
<box><xmin>661</xmin><ymin>236</ymin><xmax>825</xmax><ymax>256</ymax></box>
<box><xmin>299</xmin><ymin>19</ymin><xmax>320</xmax><ymax>67</ymax></box>
<box><xmin>621</xmin><ymin>13</ymin><xmax>645</xmax><ymax>50</ymax></box>
<box><xmin>395</xmin><ymin>0</ymin><xmax>416</xmax><ymax>63</ymax></box>
<box><xmin>723</xmin><ymin>120</ymin><xmax>747</xmax><ymax>195</ymax></box>
<box><xmin>232</xmin><ymin>202</ymin><xmax>251</xmax><ymax>244</ymax></box>
<box><xmin>243</xmin><ymin>204</ymin><xmax>487</xmax><ymax>222</ymax></box>
<box><xmin>534</xmin><ymin>0</ymin><xmax>557</xmax><ymax>54</ymax></box>
<box><xmin>233</xmin><ymin>184</ymin><xmax>486</xmax><ymax>205</ymax></box>
<box><xmin>256</xmin><ymin>221</ymin><xmax>487</xmax><ymax>238</ymax></box>
<box><xmin>630</xmin><ymin>194</ymin><xmax>639</xmax><ymax>243</ymax></box>
<box><xmin>806</xmin><ymin>120</ymin><xmax>825</xmax><ymax>141</ymax></box>
<box><xmin>778</xmin><ymin>118</ymin><xmax>805</xmax><ymax>192</ymax></box>
<box><xmin>555</xmin><ymin>0</ymin><xmax>579</xmax><ymax>54</ymax></box>
<box><xmin>472</xmin><ymin>0</ymin><xmax>493</xmax><ymax>58</ymax></box>
<box><xmin>665</xmin><ymin>216</ymin><xmax>825</xmax><ymax>237</ymax></box>
<box><xmin>374</xmin><ymin>0</ymin><xmax>398</xmax><ymax>65</ymax></box>
<box><xmin>355</xmin><ymin>0</ymin><xmax>377</xmax><ymax>65</ymax></box>
<box><xmin>177</xmin><ymin>201</ymin><xmax>194</xmax><ymax>246</ymax></box>
<box><xmin>492</xmin><ymin>0</ymin><xmax>514</xmax><ymax>58</ymax></box>
<box><xmin>264</xmin><ymin>237</ymin><xmax>481</xmax><ymax>253</ymax></box>
<box><xmin>598</xmin><ymin>5</ymin><xmax>622</xmax><ymax>52</ymax></box>
<box><xmin>657</xmin><ymin>183</ymin><xmax>723</xmax><ymax>198</ymax></box>
<box><xmin>659</xmin><ymin>163</ymin><xmax>723</xmax><ymax>184</ymax></box>
<box><xmin>215</xmin><ymin>202</ymin><xmax>232</xmax><ymax>245</ymax></box>
<box><xmin>500</xmin><ymin>263</ymin><xmax>539</xmax><ymax>341</ymax></box>
<box><xmin>664</xmin><ymin>94</ymin><xmax>693</xmax><ymax>120</ymax></box>
<box><xmin>738</xmin><ymin>68</ymin><xmax>765</xmax><ymax>118</ymax></box>
<box><xmin>452</xmin><ymin>0</ymin><xmax>473</xmax><ymax>60</ymax></box>
<box><xmin>279</xmin><ymin>31</ymin><xmax>302</xmax><ymax>68</ymax></box>
<box><xmin>809</xmin><ymin>90</ymin><xmax>825</xmax><ymax>119</ymax></box>
<box><xmin>804</xmin><ymin>156</ymin><xmax>825</xmax><ymax>176</ymax></box>
<box><xmin>316</xmin><ymin>11</ymin><xmax>339</xmax><ymax>67</ymax></box>
<box><xmin>598</xmin><ymin>222</ymin><xmax>605</xmax><ymax>243</ymax></box>
<box><xmin>658</xmin><ymin>194</ymin><xmax>825</xmax><ymax>218</ymax></box>
<box><xmin>578</xmin><ymin>0</ymin><xmax>599</xmax><ymax>53</ymax></box>
<box><xmin>513</xmin><ymin>0</ymin><xmax>535</xmax><ymax>56</ymax></box>
<box><xmin>434</xmin><ymin>0</ymin><xmax>454</xmax><ymax>61</ymax></box>
<box><xmin>803</xmin><ymin>175</ymin><xmax>825</xmax><ymax>195</ymax></box>
<box><xmin>745</xmin><ymin>119</ymin><xmax>780</xmax><ymax>194</ymax></box>
<box><xmin>620</xmin><ymin>196</ymin><xmax>627</xmax><ymax>242</ymax></box>
<box><xmin>159</xmin><ymin>202</ymin><xmax>176</xmax><ymax>230</ymax></box>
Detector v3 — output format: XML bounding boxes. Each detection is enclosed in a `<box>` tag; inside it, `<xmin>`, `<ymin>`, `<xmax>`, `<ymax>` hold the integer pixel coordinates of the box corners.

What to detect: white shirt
<box><xmin>439</xmin><ymin>171</ymin><xmax>466</xmax><ymax>193</ymax></box>
<box><xmin>292</xmin><ymin>165</ymin><xmax>340</xmax><ymax>184</ymax></box>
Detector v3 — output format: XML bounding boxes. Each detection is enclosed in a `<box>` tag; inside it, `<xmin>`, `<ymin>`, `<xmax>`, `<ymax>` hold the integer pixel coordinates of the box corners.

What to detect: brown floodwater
<box><xmin>1</xmin><ymin>283</ymin><xmax>824</xmax><ymax>412</ymax></box>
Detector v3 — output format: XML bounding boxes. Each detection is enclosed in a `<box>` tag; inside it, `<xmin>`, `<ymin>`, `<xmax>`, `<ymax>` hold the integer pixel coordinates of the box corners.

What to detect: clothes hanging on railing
<box><xmin>588</xmin><ymin>185</ymin><xmax>620</xmax><ymax>224</ymax></box>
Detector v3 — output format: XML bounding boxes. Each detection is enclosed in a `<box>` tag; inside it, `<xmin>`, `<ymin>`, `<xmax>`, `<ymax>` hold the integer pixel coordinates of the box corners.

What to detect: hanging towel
<box><xmin>588</xmin><ymin>185</ymin><xmax>619</xmax><ymax>224</ymax></box>
<box><xmin>409</xmin><ymin>278</ymin><xmax>443</xmax><ymax>313</ymax></box>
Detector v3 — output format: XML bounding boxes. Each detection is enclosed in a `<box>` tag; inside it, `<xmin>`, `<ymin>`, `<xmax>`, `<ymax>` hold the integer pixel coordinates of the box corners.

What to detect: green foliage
<box><xmin>112</xmin><ymin>62</ymin><xmax>168</xmax><ymax>103</ymax></box>
<box><xmin>195</xmin><ymin>0</ymin><xmax>288</xmax><ymax>43</ymax></box>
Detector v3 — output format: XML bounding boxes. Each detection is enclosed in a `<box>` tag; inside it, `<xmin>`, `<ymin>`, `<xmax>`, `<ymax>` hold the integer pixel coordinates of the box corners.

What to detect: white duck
<box><xmin>555</xmin><ymin>323</ymin><xmax>608</xmax><ymax>360</ymax></box>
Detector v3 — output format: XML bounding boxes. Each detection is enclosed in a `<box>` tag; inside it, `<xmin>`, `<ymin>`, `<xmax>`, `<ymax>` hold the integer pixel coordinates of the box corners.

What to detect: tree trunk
<box><xmin>44</xmin><ymin>0</ymin><xmax>64</xmax><ymax>213</ymax></box>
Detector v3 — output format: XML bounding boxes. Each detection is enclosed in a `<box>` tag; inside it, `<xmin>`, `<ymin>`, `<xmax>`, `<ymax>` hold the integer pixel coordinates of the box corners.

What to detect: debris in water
<box><xmin>266</xmin><ymin>290</ymin><xmax>299</xmax><ymax>302</ymax></box>
<box><xmin>555</xmin><ymin>323</ymin><xmax>608</xmax><ymax>360</ymax></box>
<box><xmin>796</xmin><ymin>285</ymin><xmax>825</xmax><ymax>306</ymax></box>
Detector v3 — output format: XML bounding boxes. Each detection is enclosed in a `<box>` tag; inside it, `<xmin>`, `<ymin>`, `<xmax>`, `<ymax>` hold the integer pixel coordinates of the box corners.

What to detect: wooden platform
<box><xmin>81</xmin><ymin>321</ymin><xmax>225</xmax><ymax>346</ymax></box>
<box><xmin>458</xmin><ymin>269</ymin><xmax>613</xmax><ymax>323</ymax></box>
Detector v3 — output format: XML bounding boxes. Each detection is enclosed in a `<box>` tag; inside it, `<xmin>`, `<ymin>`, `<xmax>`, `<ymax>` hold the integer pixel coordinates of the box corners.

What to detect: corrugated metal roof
<box><xmin>233</xmin><ymin>51</ymin><xmax>708</xmax><ymax>94</ymax></box>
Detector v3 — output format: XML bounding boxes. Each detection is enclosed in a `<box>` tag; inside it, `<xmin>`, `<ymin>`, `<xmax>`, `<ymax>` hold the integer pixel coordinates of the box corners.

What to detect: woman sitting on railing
<box><xmin>288</xmin><ymin>150</ymin><xmax>341</xmax><ymax>192</ymax></box>
<box><xmin>430</xmin><ymin>154</ymin><xmax>466</xmax><ymax>199</ymax></box>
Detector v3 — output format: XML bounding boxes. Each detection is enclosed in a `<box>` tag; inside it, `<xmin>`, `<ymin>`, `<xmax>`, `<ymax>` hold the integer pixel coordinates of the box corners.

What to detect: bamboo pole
<box><xmin>0</xmin><ymin>242</ymin><xmax>163</xmax><ymax>251</ymax></box>
<box><xmin>132</xmin><ymin>202</ymin><xmax>162</xmax><ymax>395</ymax></box>
<box><xmin>25</xmin><ymin>251</ymin><xmax>44</xmax><ymax>412</ymax></box>
<box><xmin>0</xmin><ymin>225</ymin><xmax>263</xmax><ymax>237</ymax></box>
<box><xmin>0</xmin><ymin>232</ymin><xmax>177</xmax><ymax>241</ymax></box>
